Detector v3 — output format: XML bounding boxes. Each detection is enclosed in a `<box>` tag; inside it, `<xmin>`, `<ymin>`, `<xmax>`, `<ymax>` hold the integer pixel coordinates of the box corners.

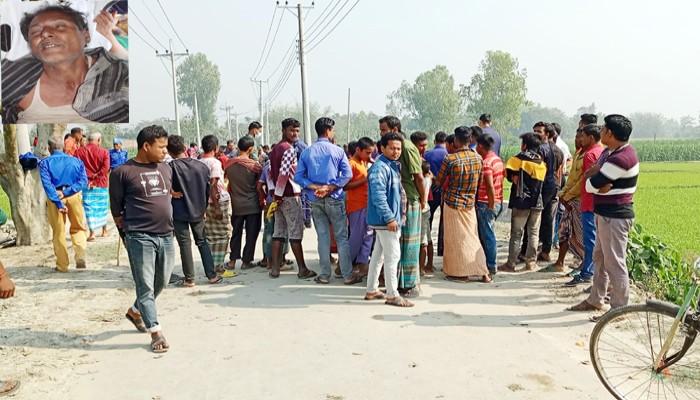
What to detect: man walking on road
<box><xmin>110</xmin><ymin>125</ymin><xmax>174</xmax><ymax>353</ymax></box>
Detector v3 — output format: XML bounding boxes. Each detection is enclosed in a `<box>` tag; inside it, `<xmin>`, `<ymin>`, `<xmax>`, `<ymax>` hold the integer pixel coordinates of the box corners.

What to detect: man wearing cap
<box><xmin>110</xmin><ymin>138</ymin><xmax>128</xmax><ymax>170</ymax></box>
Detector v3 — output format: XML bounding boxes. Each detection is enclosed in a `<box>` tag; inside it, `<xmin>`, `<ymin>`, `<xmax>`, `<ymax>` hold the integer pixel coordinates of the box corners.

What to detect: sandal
<box><xmin>314</xmin><ymin>276</ymin><xmax>330</xmax><ymax>284</ymax></box>
<box><xmin>567</xmin><ymin>300</ymin><xmax>602</xmax><ymax>312</ymax></box>
<box><xmin>297</xmin><ymin>270</ymin><xmax>318</xmax><ymax>280</ymax></box>
<box><xmin>538</xmin><ymin>263</ymin><xmax>563</xmax><ymax>273</ymax></box>
<box><xmin>497</xmin><ymin>264</ymin><xmax>516</xmax><ymax>273</ymax></box>
<box><xmin>224</xmin><ymin>260</ymin><xmax>236</xmax><ymax>270</ymax></box>
<box><xmin>364</xmin><ymin>291</ymin><xmax>386</xmax><ymax>301</ymax></box>
<box><xmin>445</xmin><ymin>276</ymin><xmax>470</xmax><ymax>284</ymax></box>
<box><xmin>269</xmin><ymin>271</ymin><xmax>280</xmax><ymax>279</ymax></box>
<box><xmin>343</xmin><ymin>276</ymin><xmax>364</xmax><ymax>285</ymax></box>
<box><xmin>256</xmin><ymin>260</ymin><xmax>268</xmax><ymax>268</ymax></box>
<box><xmin>176</xmin><ymin>278</ymin><xmax>195</xmax><ymax>288</ymax></box>
<box><xmin>125</xmin><ymin>311</ymin><xmax>147</xmax><ymax>333</ymax></box>
<box><xmin>385</xmin><ymin>296</ymin><xmax>414</xmax><ymax>307</ymax></box>
<box><xmin>222</xmin><ymin>270</ymin><xmax>238</xmax><ymax>278</ymax></box>
<box><xmin>240</xmin><ymin>262</ymin><xmax>256</xmax><ymax>270</ymax></box>
<box><xmin>208</xmin><ymin>276</ymin><xmax>224</xmax><ymax>285</ymax></box>
<box><xmin>150</xmin><ymin>333</ymin><xmax>170</xmax><ymax>353</ymax></box>
<box><xmin>481</xmin><ymin>275</ymin><xmax>493</xmax><ymax>284</ymax></box>
<box><xmin>0</xmin><ymin>379</ymin><xmax>21</xmax><ymax>397</ymax></box>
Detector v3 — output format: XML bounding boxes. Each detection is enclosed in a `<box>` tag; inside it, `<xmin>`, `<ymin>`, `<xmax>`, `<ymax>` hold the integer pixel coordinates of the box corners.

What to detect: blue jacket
<box><xmin>366</xmin><ymin>155</ymin><xmax>402</xmax><ymax>229</ymax></box>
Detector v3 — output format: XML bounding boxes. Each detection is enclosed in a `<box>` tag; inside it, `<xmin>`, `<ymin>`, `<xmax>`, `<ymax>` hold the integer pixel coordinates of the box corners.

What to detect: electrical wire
<box><xmin>305</xmin><ymin>0</ymin><xmax>349</xmax><ymax>45</ymax></box>
<box><xmin>129</xmin><ymin>26</ymin><xmax>159</xmax><ymax>53</ymax></box>
<box><xmin>129</xmin><ymin>6</ymin><xmax>167</xmax><ymax>50</ymax></box>
<box><xmin>156</xmin><ymin>0</ymin><xmax>189</xmax><ymax>50</ymax></box>
<box><xmin>159</xmin><ymin>58</ymin><xmax>173</xmax><ymax>78</ymax></box>
<box><xmin>266</xmin><ymin>36</ymin><xmax>297</xmax><ymax>81</ymax></box>
<box><xmin>253</xmin><ymin>8</ymin><xmax>286</xmax><ymax>80</ymax></box>
<box><xmin>267</xmin><ymin>54</ymin><xmax>296</xmax><ymax>100</ymax></box>
<box><xmin>307</xmin><ymin>0</ymin><xmax>360</xmax><ymax>52</ymax></box>
<box><xmin>305</xmin><ymin>0</ymin><xmax>340</xmax><ymax>37</ymax></box>
<box><xmin>250</xmin><ymin>6</ymin><xmax>279</xmax><ymax>79</ymax></box>
<box><xmin>138</xmin><ymin>0</ymin><xmax>172</xmax><ymax>41</ymax></box>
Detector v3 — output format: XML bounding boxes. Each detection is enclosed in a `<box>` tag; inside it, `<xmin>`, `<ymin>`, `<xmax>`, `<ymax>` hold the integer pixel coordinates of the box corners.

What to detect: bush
<box><xmin>626</xmin><ymin>224</ymin><xmax>695</xmax><ymax>304</ymax></box>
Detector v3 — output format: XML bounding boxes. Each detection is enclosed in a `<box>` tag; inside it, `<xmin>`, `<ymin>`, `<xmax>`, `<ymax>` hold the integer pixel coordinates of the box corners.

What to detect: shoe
<box><xmin>76</xmin><ymin>259</ymin><xmax>87</xmax><ymax>269</ymax></box>
<box><xmin>565</xmin><ymin>275</ymin><xmax>592</xmax><ymax>287</ymax></box>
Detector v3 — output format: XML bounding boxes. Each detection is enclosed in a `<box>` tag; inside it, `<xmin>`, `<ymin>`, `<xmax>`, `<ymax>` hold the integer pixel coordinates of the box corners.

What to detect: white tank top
<box><xmin>17</xmin><ymin>76</ymin><xmax>93</xmax><ymax>124</ymax></box>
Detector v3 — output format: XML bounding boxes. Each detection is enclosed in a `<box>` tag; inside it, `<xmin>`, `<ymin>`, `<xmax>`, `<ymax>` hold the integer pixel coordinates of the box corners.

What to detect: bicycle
<box><xmin>590</xmin><ymin>258</ymin><xmax>700</xmax><ymax>399</ymax></box>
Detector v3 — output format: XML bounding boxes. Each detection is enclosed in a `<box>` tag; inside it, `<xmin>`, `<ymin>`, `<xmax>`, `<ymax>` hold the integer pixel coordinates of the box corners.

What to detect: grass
<box><xmin>0</xmin><ymin>188</ymin><xmax>10</xmax><ymax>219</ymax></box>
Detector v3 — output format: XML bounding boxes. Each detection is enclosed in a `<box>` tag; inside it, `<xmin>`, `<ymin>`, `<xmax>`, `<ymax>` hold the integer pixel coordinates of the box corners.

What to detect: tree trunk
<box><xmin>0</xmin><ymin>124</ymin><xmax>50</xmax><ymax>245</ymax></box>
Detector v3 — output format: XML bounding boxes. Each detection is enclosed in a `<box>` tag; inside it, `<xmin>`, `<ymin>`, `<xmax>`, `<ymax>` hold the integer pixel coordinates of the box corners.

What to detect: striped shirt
<box><xmin>477</xmin><ymin>152</ymin><xmax>504</xmax><ymax>204</ymax></box>
<box><xmin>586</xmin><ymin>144</ymin><xmax>639</xmax><ymax>219</ymax></box>
<box><xmin>1</xmin><ymin>47</ymin><xmax>128</xmax><ymax>123</ymax></box>
<box><xmin>434</xmin><ymin>149</ymin><xmax>483</xmax><ymax>210</ymax></box>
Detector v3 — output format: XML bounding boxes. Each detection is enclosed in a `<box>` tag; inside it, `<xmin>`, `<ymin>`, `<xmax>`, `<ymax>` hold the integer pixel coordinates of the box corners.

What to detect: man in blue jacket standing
<box><xmin>364</xmin><ymin>133</ymin><xmax>413</xmax><ymax>307</ymax></box>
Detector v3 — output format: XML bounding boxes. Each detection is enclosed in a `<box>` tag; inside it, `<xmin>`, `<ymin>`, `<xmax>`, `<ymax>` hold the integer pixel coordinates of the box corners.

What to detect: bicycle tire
<box><xmin>590</xmin><ymin>302</ymin><xmax>700</xmax><ymax>399</ymax></box>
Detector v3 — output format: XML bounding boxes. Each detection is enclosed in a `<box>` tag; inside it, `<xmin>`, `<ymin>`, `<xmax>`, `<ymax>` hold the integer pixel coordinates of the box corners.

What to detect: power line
<box><xmin>138</xmin><ymin>0</ymin><xmax>171</xmax><ymax>40</ymax></box>
<box><xmin>159</xmin><ymin>58</ymin><xmax>173</xmax><ymax>78</ymax></box>
<box><xmin>306</xmin><ymin>0</ymin><xmax>349</xmax><ymax>45</ymax></box>
<box><xmin>254</xmin><ymin>8</ymin><xmax>286</xmax><ymax>80</ymax></box>
<box><xmin>266</xmin><ymin>36</ymin><xmax>297</xmax><ymax>81</ymax></box>
<box><xmin>129</xmin><ymin>26</ymin><xmax>159</xmax><ymax>53</ymax></box>
<box><xmin>307</xmin><ymin>0</ymin><xmax>360</xmax><ymax>52</ymax></box>
<box><xmin>250</xmin><ymin>5</ymin><xmax>278</xmax><ymax>79</ymax></box>
<box><xmin>156</xmin><ymin>0</ymin><xmax>189</xmax><ymax>50</ymax></box>
<box><xmin>305</xmin><ymin>0</ymin><xmax>340</xmax><ymax>37</ymax></box>
<box><xmin>129</xmin><ymin>6</ymin><xmax>167</xmax><ymax>50</ymax></box>
<box><xmin>266</xmin><ymin>55</ymin><xmax>296</xmax><ymax>104</ymax></box>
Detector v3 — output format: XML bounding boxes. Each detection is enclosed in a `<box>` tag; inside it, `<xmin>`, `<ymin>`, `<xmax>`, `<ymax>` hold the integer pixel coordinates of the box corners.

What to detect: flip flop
<box><xmin>364</xmin><ymin>291</ymin><xmax>386</xmax><ymax>301</ymax></box>
<box><xmin>314</xmin><ymin>276</ymin><xmax>329</xmax><ymax>284</ymax></box>
<box><xmin>297</xmin><ymin>270</ymin><xmax>317</xmax><ymax>280</ymax></box>
<box><xmin>150</xmin><ymin>334</ymin><xmax>170</xmax><ymax>353</ymax></box>
<box><xmin>343</xmin><ymin>276</ymin><xmax>364</xmax><ymax>285</ymax></box>
<box><xmin>175</xmin><ymin>278</ymin><xmax>195</xmax><ymax>288</ymax></box>
<box><xmin>385</xmin><ymin>296</ymin><xmax>414</xmax><ymax>307</ymax></box>
<box><xmin>0</xmin><ymin>379</ymin><xmax>21</xmax><ymax>397</ymax></box>
<box><xmin>401</xmin><ymin>287</ymin><xmax>422</xmax><ymax>298</ymax></box>
<box><xmin>538</xmin><ymin>264</ymin><xmax>563</xmax><ymax>273</ymax></box>
<box><xmin>86</xmin><ymin>237</ymin><xmax>96</xmax><ymax>242</ymax></box>
<box><xmin>445</xmin><ymin>276</ymin><xmax>470</xmax><ymax>284</ymax></box>
<box><xmin>222</xmin><ymin>270</ymin><xmax>238</xmax><ymax>278</ymax></box>
<box><xmin>269</xmin><ymin>271</ymin><xmax>280</xmax><ymax>279</ymax></box>
<box><xmin>240</xmin><ymin>262</ymin><xmax>256</xmax><ymax>270</ymax></box>
<box><xmin>125</xmin><ymin>312</ymin><xmax>147</xmax><ymax>333</ymax></box>
<box><xmin>208</xmin><ymin>276</ymin><xmax>224</xmax><ymax>285</ymax></box>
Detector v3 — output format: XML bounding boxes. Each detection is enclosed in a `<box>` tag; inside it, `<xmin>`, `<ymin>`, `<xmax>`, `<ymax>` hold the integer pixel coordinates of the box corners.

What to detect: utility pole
<box><xmin>157</xmin><ymin>39</ymin><xmax>189</xmax><ymax>136</ymax></box>
<box><xmin>347</xmin><ymin>88</ymin><xmax>351</xmax><ymax>144</ymax></box>
<box><xmin>194</xmin><ymin>93</ymin><xmax>201</xmax><ymax>146</ymax></box>
<box><xmin>220</xmin><ymin>104</ymin><xmax>234</xmax><ymax>140</ymax></box>
<box><xmin>265</xmin><ymin>101</ymin><xmax>270</xmax><ymax>145</ymax></box>
<box><xmin>278</xmin><ymin>2</ymin><xmax>314</xmax><ymax>145</ymax></box>
<box><xmin>251</xmin><ymin>79</ymin><xmax>268</xmax><ymax>139</ymax></box>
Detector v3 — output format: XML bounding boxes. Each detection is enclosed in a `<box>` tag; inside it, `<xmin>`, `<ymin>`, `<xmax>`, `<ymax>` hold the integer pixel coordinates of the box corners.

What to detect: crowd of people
<box><xmin>1</xmin><ymin>111</ymin><xmax>639</xmax><ymax>360</ymax></box>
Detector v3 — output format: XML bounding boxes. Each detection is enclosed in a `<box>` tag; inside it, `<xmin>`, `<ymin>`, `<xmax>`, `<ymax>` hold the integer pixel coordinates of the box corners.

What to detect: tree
<box><xmin>176</xmin><ymin>53</ymin><xmax>222</xmax><ymax>130</ymax></box>
<box><xmin>0</xmin><ymin>124</ymin><xmax>53</xmax><ymax>245</ymax></box>
<box><xmin>386</xmin><ymin>65</ymin><xmax>461</xmax><ymax>134</ymax></box>
<box><xmin>679</xmin><ymin>115</ymin><xmax>696</xmax><ymax>138</ymax></box>
<box><xmin>461</xmin><ymin>51</ymin><xmax>528</xmax><ymax>135</ymax></box>
<box><xmin>516</xmin><ymin>103</ymin><xmax>577</xmax><ymax>141</ymax></box>
<box><xmin>629</xmin><ymin>112</ymin><xmax>668</xmax><ymax>140</ymax></box>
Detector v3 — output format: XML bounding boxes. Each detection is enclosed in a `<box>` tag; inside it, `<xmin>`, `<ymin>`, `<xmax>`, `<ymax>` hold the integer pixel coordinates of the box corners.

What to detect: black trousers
<box><xmin>229</xmin><ymin>212</ymin><xmax>262</xmax><ymax>263</ymax></box>
<box><xmin>428</xmin><ymin>197</ymin><xmax>444</xmax><ymax>256</ymax></box>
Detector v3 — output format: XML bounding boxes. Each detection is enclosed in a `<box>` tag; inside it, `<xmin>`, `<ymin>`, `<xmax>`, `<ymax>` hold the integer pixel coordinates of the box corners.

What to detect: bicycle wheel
<box><xmin>590</xmin><ymin>302</ymin><xmax>700</xmax><ymax>399</ymax></box>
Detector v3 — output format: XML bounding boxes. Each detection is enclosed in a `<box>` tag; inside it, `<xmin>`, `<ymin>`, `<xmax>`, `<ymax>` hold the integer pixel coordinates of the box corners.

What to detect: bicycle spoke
<box><xmin>600</xmin><ymin>335</ymin><xmax>654</xmax><ymax>365</ymax></box>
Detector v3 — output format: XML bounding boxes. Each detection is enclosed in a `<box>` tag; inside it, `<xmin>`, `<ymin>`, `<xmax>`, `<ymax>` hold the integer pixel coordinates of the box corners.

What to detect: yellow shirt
<box><xmin>559</xmin><ymin>150</ymin><xmax>584</xmax><ymax>201</ymax></box>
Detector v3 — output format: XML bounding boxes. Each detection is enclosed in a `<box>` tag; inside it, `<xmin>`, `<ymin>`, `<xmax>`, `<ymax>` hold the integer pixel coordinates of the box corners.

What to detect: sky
<box><xmin>129</xmin><ymin>0</ymin><xmax>700</xmax><ymax>126</ymax></box>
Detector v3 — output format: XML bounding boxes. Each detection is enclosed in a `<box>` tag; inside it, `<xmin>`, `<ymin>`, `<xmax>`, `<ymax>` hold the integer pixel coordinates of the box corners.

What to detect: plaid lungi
<box><xmin>205</xmin><ymin>201</ymin><xmax>232</xmax><ymax>266</ymax></box>
<box><xmin>83</xmin><ymin>187</ymin><xmax>109</xmax><ymax>230</ymax></box>
<box><xmin>558</xmin><ymin>198</ymin><xmax>584</xmax><ymax>259</ymax></box>
<box><xmin>398</xmin><ymin>200</ymin><xmax>421</xmax><ymax>289</ymax></box>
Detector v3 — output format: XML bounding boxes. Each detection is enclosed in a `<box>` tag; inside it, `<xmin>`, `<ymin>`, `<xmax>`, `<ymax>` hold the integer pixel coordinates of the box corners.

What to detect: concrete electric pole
<box><xmin>156</xmin><ymin>39</ymin><xmax>189</xmax><ymax>136</ymax></box>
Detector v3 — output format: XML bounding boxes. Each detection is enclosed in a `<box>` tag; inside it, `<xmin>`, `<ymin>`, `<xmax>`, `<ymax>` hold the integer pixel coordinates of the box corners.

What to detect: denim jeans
<box><xmin>476</xmin><ymin>202</ymin><xmax>502</xmax><ymax>271</ymax></box>
<box><xmin>173</xmin><ymin>219</ymin><xmax>216</xmax><ymax>281</ymax></box>
<box><xmin>311</xmin><ymin>197</ymin><xmax>352</xmax><ymax>279</ymax></box>
<box><xmin>580</xmin><ymin>211</ymin><xmax>596</xmax><ymax>279</ymax></box>
<box><xmin>125</xmin><ymin>232</ymin><xmax>175</xmax><ymax>331</ymax></box>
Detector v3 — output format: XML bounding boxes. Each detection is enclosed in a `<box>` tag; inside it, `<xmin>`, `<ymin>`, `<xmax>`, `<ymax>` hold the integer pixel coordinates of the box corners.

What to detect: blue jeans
<box><xmin>581</xmin><ymin>211</ymin><xmax>596</xmax><ymax>279</ymax></box>
<box><xmin>477</xmin><ymin>202</ymin><xmax>502</xmax><ymax>271</ymax></box>
<box><xmin>125</xmin><ymin>232</ymin><xmax>175</xmax><ymax>331</ymax></box>
<box><xmin>311</xmin><ymin>197</ymin><xmax>352</xmax><ymax>280</ymax></box>
<box><xmin>173</xmin><ymin>219</ymin><xmax>216</xmax><ymax>281</ymax></box>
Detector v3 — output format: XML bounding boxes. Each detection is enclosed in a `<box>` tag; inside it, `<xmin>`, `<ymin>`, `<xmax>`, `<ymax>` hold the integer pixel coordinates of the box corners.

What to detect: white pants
<box><xmin>366</xmin><ymin>229</ymin><xmax>401</xmax><ymax>298</ymax></box>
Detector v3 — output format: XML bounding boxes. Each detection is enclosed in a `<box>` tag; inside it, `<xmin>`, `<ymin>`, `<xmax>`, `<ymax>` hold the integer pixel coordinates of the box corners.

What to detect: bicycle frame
<box><xmin>653</xmin><ymin>263</ymin><xmax>700</xmax><ymax>373</ymax></box>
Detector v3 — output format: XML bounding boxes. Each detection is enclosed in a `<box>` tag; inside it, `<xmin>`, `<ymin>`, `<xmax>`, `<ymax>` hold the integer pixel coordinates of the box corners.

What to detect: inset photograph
<box><xmin>1</xmin><ymin>0</ymin><xmax>128</xmax><ymax>124</ymax></box>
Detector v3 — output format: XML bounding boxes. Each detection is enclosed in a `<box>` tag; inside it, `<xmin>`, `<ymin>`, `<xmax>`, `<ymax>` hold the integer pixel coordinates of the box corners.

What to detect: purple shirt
<box><xmin>481</xmin><ymin>126</ymin><xmax>502</xmax><ymax>157</ymax></box>
<box><xmin>424</xmin><ymin>144</ymin><xmax>448</xmax><ymax>201</ymax></box>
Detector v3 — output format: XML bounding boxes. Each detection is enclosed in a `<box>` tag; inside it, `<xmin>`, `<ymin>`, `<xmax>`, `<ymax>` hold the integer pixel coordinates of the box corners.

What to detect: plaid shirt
<box><xmin>434</xmin><ymin>149</ymin><xmax>483</xmax><ymax>210</ymax></box>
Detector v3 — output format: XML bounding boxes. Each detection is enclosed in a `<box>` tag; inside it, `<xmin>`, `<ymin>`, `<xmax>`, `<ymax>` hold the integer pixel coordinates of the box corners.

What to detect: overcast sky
<box><xmin>129</xmin><ymin>0</ymin><xmax>700</xmax><ymax>125</ymax></box>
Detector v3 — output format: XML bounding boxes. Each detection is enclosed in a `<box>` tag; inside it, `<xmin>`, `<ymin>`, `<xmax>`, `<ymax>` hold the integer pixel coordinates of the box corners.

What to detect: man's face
<box><xmin>27</xmin><ymin>11</ymin><xmax>89</xmax><ymax>65</ymax></box>
<box><xmin>227</xmin><ymin>143</ymin><xmax>234</xmax><ymax>151</ymax></box>
<box><xmin>327</xmin><ymin>126</ymin><xmax>335</xmax><ymax>141</ymax></box>
<box><xmin>382</xmin><ymin>139</ymin><xmax>402</xmax><ymax>161</ymax></box>
<box><xmin>251</xmin><ymin>128</ymin><xmax>261</xmax><ymax>136</ymax></box>
<box><xmin>283</xmin><ymin>126</ymin><xmax>300</xmax><ymax>143</ymax></box>
<box><xmin>575</xmin><ymin>130</ymin><xmax>585</xmax><ymax>150</ymax></box>
<box><xmin>379</xmin><ymin>122</ymin><xmax>397</xmax><ymax>137</ymax></box>
<box><xmin>414</xmin><ymin>139</ymin><xmax>428</xmax><ymax>155</ymax></box>
<box><xmin>470</xmin><ymin>135</ymin><xmax>478</xmax><ymax>145</ymax></box>
<box><xmin>144</xmin><ymin>137</ymin><xmax>168</xmax><ymax>163</ymax></box>
<box><xmin>578</xmin><ymin>120</ymin><xmax>586</xmax><ymax>129</ymax></box>
<box><xmin>356</xmin><ymin>146</ymin><xmax>374</xmax><ymax>162</ymax></box>
<box><xmin>476</xmin><ymin>143</ymin><xmax>487</xmax><ymax>158</ymax></box>
<box><xmin>446</xmin><ymin>142</ymin><xmax>455</xmax><ymax>154</ymax></box>
<box><xmin>74</xmin><ymin>132</ymin><xmax>83</xmax><ymax>142</ymax></box>
<box><xmin>534</xmin><ymin>126</ymin><xmax>546</xmax><ymax>139</ymax></box>
<box><xmin>601</xmin><ymin>125</ymin><xmax>612</xmax><ymax>147</ymax></box>
<box><xmin>113</xmin><ymin>143</ymin><xmax>122</xmax><ymax>151</ymax></box>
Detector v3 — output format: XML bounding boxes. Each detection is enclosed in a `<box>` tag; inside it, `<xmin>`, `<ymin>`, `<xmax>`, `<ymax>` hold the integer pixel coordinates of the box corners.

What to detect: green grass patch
<box><xmin>0</xmin><ymin>186</ymin><xmax>10</xmax><ymax>219</ymax></box>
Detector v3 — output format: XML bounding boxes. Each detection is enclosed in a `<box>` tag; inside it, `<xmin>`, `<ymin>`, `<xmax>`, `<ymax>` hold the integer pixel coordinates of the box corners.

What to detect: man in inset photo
<box><xmin>1</xmin><ymin>1</ymin><xmax>128</xmax><ymax>123</ymax></box>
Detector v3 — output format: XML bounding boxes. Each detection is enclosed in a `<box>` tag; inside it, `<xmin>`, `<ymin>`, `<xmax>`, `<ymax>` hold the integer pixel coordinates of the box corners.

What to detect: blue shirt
<box><xmin>424</xmin><ymin>144</ymin><xmax>448</xmax><ymax>200</ymax></box>
<box><xmin>39</xmin><ymin>151</ymin><xmax>88</xmax><ymax>210</ymax></box>
<box><xmin>109</xmin><ymin>148</ymin><xmax>128</xmax><ymax>170</ymax></box>
<box><xmin>482</xmin><ymin>126</ymin><xmax>502</xmax><ymax>157</ymax></box>
<box><xmin>294</xmin><ymin>138</ymin><xmax>352</xmax><ymax>202</ymax></box>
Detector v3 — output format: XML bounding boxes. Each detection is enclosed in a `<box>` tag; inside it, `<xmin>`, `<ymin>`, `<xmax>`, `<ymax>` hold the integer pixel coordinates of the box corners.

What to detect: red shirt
<box><xmin>477</xmin><ymin>152</ymin><xmax>504</xmax><ymax>204</ymax></box>
<box><xmin>580</xmin><ymin>143</ymin><xmax>605</xmax><ymax>212</ymax></box>
<box><xmin>217</xmin><ymin>154</ymin><xmax>229</xmax><ymax>166</ymax></box>
<box><xmin>75</xmin><ymin>143</ymin><xmax>110</xmax><ymax>188</ymax></box>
